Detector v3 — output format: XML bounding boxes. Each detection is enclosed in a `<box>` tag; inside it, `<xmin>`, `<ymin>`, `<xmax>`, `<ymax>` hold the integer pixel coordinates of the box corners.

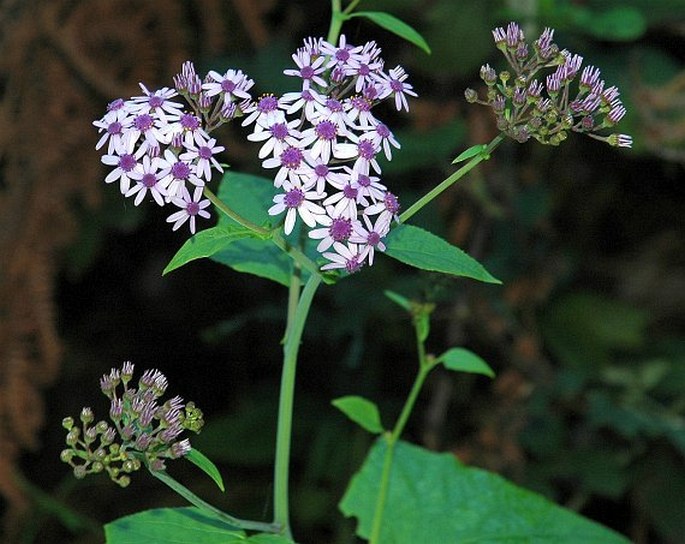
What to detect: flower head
<box><xmin>61</xmin><ymin>363</ymin><xmax>203</xmax><ymax>487</ymax></box>
<box><xmin>467</xmin><ymin>22</ymin><xmax>632</xmax><ymax>149</ymax></box>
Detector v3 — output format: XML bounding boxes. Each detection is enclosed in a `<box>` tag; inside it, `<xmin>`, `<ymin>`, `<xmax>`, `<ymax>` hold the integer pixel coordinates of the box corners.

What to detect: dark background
<box><xmin>1</xmin><ymin>0</ymin><xmax>684</xmax><ymax>542</ymax></box>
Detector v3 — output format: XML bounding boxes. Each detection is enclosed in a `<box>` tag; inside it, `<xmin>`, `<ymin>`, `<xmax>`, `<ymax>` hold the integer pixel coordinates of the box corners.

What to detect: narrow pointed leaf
<box><xmin>349</xmin><ymin>11</ymin><xmax>431</xmax><ymax>54</ymax></box>
<box><xmin>340</xmin><ymin>440</ymin><xmax>631</xmax><ymax>543</ymax></box>
<box><xmin>384</xmin><ymin>224</ymin><xmax>501</xmax><ymax>284</ymax></box>
<box><xmin>437</xmin><ymin>347</ymin><xmax>495</xmax><ymax>378</ymax></box>
<box><xmin>452</xmin><ymin>144</ymin><xmax>488</xmax><ymax>164</ymax></box>
<box><xmin>163</xmin><ymin>224</ymin><xmax>255</xmax><ymax>275</ymax></box>
<box><xmin>186</xmin><ymin>448</ymin><xmax>225</xmax><ymax>492</ymax></box>
<box><xmin>332</xmin><ymin>396</ymin><xmax>384</xmax><ymax>434</ymax></box>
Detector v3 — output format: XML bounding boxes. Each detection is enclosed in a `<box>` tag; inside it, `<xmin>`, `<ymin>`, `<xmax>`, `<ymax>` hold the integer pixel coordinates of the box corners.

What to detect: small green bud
<box><xmin>95</xmin><ymin>421</ymin><xmax>109</xmax><ymax>434</ymax></box>
<box><xmin>66</xmin><ymin>430</ymin><xmax>80</xmax><ymax>446</ymax></box>
<box><xmin>60</xmin><ymin>449</ymin><xmax>73</xmax><ymax>463</ymax></box>
<box><xmin>94</xmin><ymin>448</ymin><xmax>107</xmax><ymax>461</ymax></box>
<box><xmin>499</xmin><ymin>71</ymin><xmax>511</xmax><ymax>84</ymax></box>
<box><xmin>464</xmin><ymin>88</ymin><xmax>478</xmax><ymax>103</ymax></box>
<box><xmin>92</xmin><ymin>461</ymin><xmax>104</xmax><ymax>473</ymax></box>
<box><xmin>117</xmin><ymin>475</ymin><xmax>131</xmax><ymax>488</ymax></box>
<box><xmin>80</xmin><ymin>407</ymin><xmax>94</xmax><ymax>424</ymax></box>
<box><xmin>122</xmin><ymin>460</ymin><xmax>136</xmax><ymax>473</ymax></box>
<box><xmin>62</xmin><ymin>417</ymin><xmax>75</xmax><ymax>430</ymax></box>
<box><xmin>73</xmin><ymin>465</ymin><xmax>88</xmax><ymax>479</ymax></box>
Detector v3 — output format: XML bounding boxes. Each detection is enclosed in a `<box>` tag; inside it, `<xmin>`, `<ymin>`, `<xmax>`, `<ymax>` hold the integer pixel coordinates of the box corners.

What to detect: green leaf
<box><xmin>245</xmin><ymin>535</ymin><xmax>295</xmax><ymax>543</ymax></box>
<box><xmin>212</xmin><ymin>238</ymin><xmax>292</xmax><ymax>287</ymax></box>
<box><xmin>105</xmin><ymin>507</ymin><xmax>244</xmax><ymax>543</ymax></box>
<box><xmin>217</xmin><ymin>171</ymin><xmax>276</xmax><ymax>227</ymax></box>
<box><xmin>436</xmin><ymin>347</ymin><xmax>495</xmax><ymax>378</ymax></box>
<box><xmin>452</xmin><ymin>144</ymin><xmax>488</xmax><ymax>164</ymax></box>
<box><xmin>384</xmin><ymin>224</ymin><xmax>501</xmax><ymax>284</ymax></box>
<box><xmin>210</xmin><ymin>171</ymin><xmax>293</xmax><ymax>285</ymax></box>
<box><xmin>163</xmin><ymin>224</ymin><xmax>255</xmax><ymax>275</ymax></box>
<box><xmin>349</xmin><ymin>11</ymin><xmax>431</xmax><ymax>54</ymax></box>
<box><xmin>332</xmin><ymin>396</ymin><xmax>384</xmax><ymax>434</ymax></box>
<box><xmin>186</xmin><ymin>448</ymin><xmax>225</xmax><ymax>492</ymax></box>
<box><xmin>340</xmin><ymin>440</ymin><xmax>631</xmax><ymax>543</ymax></box>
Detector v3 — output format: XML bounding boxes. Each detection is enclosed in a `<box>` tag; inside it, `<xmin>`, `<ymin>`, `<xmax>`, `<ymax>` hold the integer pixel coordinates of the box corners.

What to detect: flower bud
<box><xmin>80</xmin><ymin>407</ymin><xmax>94</xmax><ymax>424</ymax></box>
<box><xmin>62</xmin><ymin>417</ymin><xmax>74</xmax><ymax>430</ymax></box>
<box><xmin>60</xmin><ymin>449</ymin><xmax>73</xmax><ymax>463</ymax></box>
<box><xmin>464</xmin><ymin>88</ymin><xmax>478</xmax><ymax>103</ymax></box>
<box><xmin>73</xmin><ymin>465</ymin><xmax>88</xmax><ymax>479</ymax></box>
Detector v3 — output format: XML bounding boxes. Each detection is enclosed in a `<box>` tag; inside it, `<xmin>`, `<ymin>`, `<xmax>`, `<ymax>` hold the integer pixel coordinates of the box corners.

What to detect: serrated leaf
<box><xmin>332</xmin><ymin>396</ymin><xmax>384</xmax><ymax>435</ymax></box>
<box><xmin>105</xmin><ymin>507</ymin><xmax>244</xmax><ymax>543</ymax></box>
<box><xmin>349</xmin><ymin>11</ymin><xmax>431</xmax><ymax>54</ymax></box>
<box><xmin>340</xmin><ymin>440</ymin><xmax>631</xmax><ymax>543</ymax></box>
<box><xmin>163</xmin><ymin>224</ymin><xmax>255</xmax><ymax>275</ymax></box>
<box><xmin>186</xmin><ymin>448</ymin><xmax>225</xmax><ymax>492</ymax></box>
<box><xmin>437</xmin><ymin>347</ymin><xmax>495</xmax><ymax>378</ymax></box>
<box><xmin>452</xmin><ymin>144</ymin><xmax>488</xmax><ymax>164</ymax></box>
<box><xmin>384</xmin><ymin>224</ymin><xmax>501</xmax><ymax>284</ymax></box>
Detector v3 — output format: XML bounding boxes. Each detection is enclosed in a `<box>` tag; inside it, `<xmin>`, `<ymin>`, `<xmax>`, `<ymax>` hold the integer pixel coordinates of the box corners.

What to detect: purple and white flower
<box><xmin>166</xmin><ymin>186</ymin><xmax>212</xmax><ymax>234</ymax></box>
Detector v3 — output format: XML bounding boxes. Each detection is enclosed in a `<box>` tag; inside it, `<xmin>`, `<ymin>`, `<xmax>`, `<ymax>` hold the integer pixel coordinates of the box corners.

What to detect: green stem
<box><xmin>327</xmin><ymin>0</ymin><xmax>345</xmax><ymax>44</ymax></box>
<box><xmin>328</xmin><ymin>0</ymin><xmax>363</xmax><ymax>43</ymax></box>
<box><xmin>150</xmin><ymin>469</ymin><xmax>280</xmax><ymax>534</ymax></box>
<box><xmin>273</xmin><ymin>273</ymin><xmax>323</xmax><ymax>537</ymax></box>
<box><xmin>369</xmin><ymin>321</ymin><xmax>435</xmax><ymax>543</ymax></box>
<box><xmin>399</xmin><ymin>134</ymin><xmax>505</xmax><ymax>223</ymax></box>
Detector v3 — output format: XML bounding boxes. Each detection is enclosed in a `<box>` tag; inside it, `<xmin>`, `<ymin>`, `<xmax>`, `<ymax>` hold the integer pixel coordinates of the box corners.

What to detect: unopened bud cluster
<box><xmin>465</xmin><ymin>22</ymin><xmax>632</xmax><ymax>148</ymax></box>
<box><xmin>61</xmin><ymin>362</ymin><xmax>203</xmax><ymax>487</ymax></box>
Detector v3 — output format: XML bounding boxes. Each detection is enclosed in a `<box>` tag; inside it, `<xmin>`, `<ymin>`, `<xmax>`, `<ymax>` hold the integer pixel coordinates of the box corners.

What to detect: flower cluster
<box><xmin>60</xmin><ymin>362</ymin><xmax>204</xmax><ymax>487</ymax></box>
<box><xmin>94</xmin><ymin>63</ymin><xmax>255</xmax><ymax>233</ymax></box>
<box><xmin>465</xmin><ymin>22</ymin><xmax>632</xmax><ymax>148</ymax></box>
<box><xmin>243</xmin><ymin>36</ymin><xmax>416</xmax><ymax>273</ymax></box>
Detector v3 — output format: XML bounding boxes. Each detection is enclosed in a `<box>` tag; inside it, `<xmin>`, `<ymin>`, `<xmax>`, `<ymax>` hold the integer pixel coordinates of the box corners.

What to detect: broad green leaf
<box><xmin>349</xmin><ymin>11</ymin><xmax>431</xmax><ymax>54</ymax></box>
<box><xmin>217</xmin><ymin>171</ymin><xmax>277</xmax><ymax>227</ymax></box>
<box><xmin>437</xmin><ymin>347</ymin><xmax>495</xmax><ymax>378</ymax></box>
<box><xmin>211</xmin><ymin>171</ymin><xmax>293</xmax><ymax>285</ymax></box>
<box><xmin>332</xmin><ymin>396</ymin><xmax>384</xmax><ymax>434</ymax></box>
<box><xmin>164</xmin><ymin>224</ymin><xmax>255</xmax><ymax>275</ymax></box>
<box><xmin>452</xmin><ymin>144</ymin><xmax>488</xmax><ymax>164</ymax></box>
<box><xmin>340</xmin><ymin>440</ymin><xmax>631</xmax><ymax>543</ymax></box>
<box><xmin>384</xmin><ymin>224</ymin><xmax>501</xmax><ymax>284</ymax></box>
<box><xmin>186</xmin><ymin>448</ymin><xmax>225</xmax><ymax>492</ymax></box>
<box><xmin>105</xmin><ymin>507</ymin><xmax>244</xmax><ymax>543</ymax></box>
<box><xmin>212</xmin><ymin>238</ymin><xmax>292</xmax><ymax>287</ymax></box>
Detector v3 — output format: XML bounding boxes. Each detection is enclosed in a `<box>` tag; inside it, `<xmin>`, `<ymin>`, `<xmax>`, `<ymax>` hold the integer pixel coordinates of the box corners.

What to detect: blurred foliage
<box><xmin>12</xmin><ymin>0</ymin><xmax>684</xmax><ymax>543</ymax></box>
